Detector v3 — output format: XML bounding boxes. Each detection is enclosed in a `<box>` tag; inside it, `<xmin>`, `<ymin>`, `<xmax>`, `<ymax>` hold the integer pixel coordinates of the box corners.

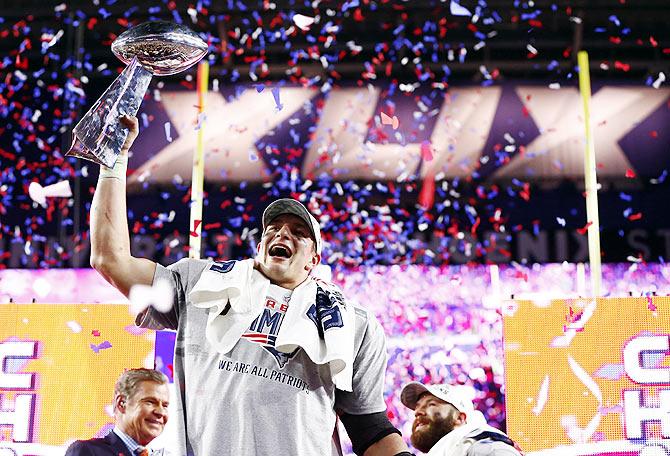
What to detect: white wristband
<box><xmin>99</xmin><ymin>154</ymin><xmax>128</xmax><ymax>181</ymax></box>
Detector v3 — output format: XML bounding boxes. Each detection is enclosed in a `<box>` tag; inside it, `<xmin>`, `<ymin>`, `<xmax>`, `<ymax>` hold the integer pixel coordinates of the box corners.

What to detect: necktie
<box><xmin>136</xmin><ymin>448</ymin><xmax>149</xmax><ymax>456</ymax></box>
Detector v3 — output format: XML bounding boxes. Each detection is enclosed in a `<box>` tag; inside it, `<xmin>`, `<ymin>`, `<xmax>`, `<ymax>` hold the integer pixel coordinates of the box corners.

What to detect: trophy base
<box><xmin>65</xmin><ymin>138</ymin><xmax>116</xmax><ymax>168</ymax></box>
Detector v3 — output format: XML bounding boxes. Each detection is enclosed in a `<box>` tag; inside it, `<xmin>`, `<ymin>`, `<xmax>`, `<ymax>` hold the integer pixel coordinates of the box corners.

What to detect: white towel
<box><xmin>189</xmin><ymin>259</ymin><xmax>356</xmax><ymax>391</ymax></box>
<box><xmin>276</xmin><ymin>276</ymin><xmax>355</xmax><ymax>391</ymax></box>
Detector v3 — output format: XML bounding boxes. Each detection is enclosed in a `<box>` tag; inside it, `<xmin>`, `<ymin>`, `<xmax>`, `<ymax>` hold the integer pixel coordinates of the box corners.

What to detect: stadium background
<box><xmin>1</xmin><ymin>0</ymin><xmax>669</xmax><ymax>454</ymax></box>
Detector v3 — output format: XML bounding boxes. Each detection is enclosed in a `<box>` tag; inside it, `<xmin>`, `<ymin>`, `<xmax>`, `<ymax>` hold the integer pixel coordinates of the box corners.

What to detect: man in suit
<box><xmin>65</xmin><ymin>368</ymin><xmax>169</xmax><ymax>456</ymax></box>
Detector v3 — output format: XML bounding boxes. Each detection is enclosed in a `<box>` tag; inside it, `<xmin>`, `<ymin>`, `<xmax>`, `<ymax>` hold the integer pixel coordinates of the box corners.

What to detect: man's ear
<box><xmin>114</xmin><ymin>394</ymin><xmax>126</xmax><ymax>413</ymax></box>
<box><xmin>256</xmin><ymin>241</ymin><xmax>262</xmax><ymax>255</ymax></box>
<box><xmin>305</xmin><ymin>253</ymin><xmax>321</xmax><ymax>272</ymax></box>
<box><xmin>456</xmin><ymin>412</ymin><xmax>467</xmax><ymax>425</ymax></box>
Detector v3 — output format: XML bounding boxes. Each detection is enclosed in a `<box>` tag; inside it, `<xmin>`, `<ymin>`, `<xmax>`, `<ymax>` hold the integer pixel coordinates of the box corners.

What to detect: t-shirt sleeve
<box><xmin>335</xmin><ymin>308</ymin><xmax>389</xmax><ymax>415</ymax></box>
<box><xmin>135</xmin><ymin>258</ymin><xmax>210</xmax><ymax>330</ymax></box>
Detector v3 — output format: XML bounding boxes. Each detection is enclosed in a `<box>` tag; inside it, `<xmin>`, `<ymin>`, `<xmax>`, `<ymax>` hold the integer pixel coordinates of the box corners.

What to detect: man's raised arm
<box><xmin>89</xmin><ymin>114</ymin><xmax>157</xmax><ymax>297</ymax></box>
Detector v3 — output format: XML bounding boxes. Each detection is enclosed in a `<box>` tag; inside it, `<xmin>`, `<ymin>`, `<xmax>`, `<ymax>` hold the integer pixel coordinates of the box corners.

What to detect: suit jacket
<box><xmin>64</xmin><ymin>430</ymin><xmax>133</xmax><ymax>456</ymax></box>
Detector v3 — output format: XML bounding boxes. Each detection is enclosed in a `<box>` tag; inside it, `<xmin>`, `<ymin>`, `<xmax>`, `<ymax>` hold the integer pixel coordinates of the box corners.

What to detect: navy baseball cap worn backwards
<box><xmin>262</xmin><ymin>198</ymin><xmax>322</xmax><ymax>255</ymax></box>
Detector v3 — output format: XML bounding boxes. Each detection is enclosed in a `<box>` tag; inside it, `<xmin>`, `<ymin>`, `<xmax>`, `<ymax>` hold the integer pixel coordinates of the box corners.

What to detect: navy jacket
<box><xmin>64</xmin><ymin>430</ymin><xmax>133</xmax><ymax>456</ymax></box>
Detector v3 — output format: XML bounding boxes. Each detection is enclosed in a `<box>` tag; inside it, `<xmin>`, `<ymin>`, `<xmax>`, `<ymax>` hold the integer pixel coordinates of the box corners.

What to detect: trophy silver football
<box><xmin>66</xmin><ymin>21</ymin><xmax>208</xmax><ymax>167</ymax></box>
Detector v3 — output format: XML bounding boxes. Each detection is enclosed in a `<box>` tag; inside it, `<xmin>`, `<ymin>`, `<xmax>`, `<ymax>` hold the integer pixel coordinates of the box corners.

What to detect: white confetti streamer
<box><xmin>293</xmin><ymin>14</ymin><xmax>316</xmax><ymax>31</ymax></box>
<box><xmin>532</xmin><ymin>375</ymin><xmax>550</xmax><ymax>415</ymax></box>
<box><xmin>129</xmin><ymin>279</ymin><xmax>174</xmax><ymax>315</ymax></box>
<box><xmin>66</xmin><ymin>321</ymin><xmax>82</xmax><ymax>333</ymax></box>
<box><xmin>450</xmin><ymin>1</ymin><xmax>472</xmax><ymax>16</ymax></box>
<box><xmin>568</xmin><ymin>355</ymin><xmax>603</xmax><ymax>404</ymax></box>
<box><xmin>28</xmin><ymin>180</ymin><xmax>72</xmax><ymax>207</ymax></box>
<box><xmin>164</xmin><ymin>122</ymin><xmax>173</xmax><ymax>142</ymax></box>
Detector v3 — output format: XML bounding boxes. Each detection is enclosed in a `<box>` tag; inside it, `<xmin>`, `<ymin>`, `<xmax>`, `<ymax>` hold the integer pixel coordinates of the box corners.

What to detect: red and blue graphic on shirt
<box><xmin>241</xmin><ymin>296</ymin><xmax>297</xmax><ymax>368</ymax></box>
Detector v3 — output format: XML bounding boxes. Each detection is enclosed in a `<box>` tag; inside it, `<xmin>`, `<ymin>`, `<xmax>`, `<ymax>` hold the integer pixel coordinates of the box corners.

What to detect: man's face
<box><xmin>256</xmin><ymin>214</ymin><xmax>320</xmax><ymax>289</ymax></box>
<box><xmin>410</xmin><ymin>393</ymin><xmax>464</xmax><ymax>453</ymax></box>
<box><xmin>116</xmin><ymin>381</ymin><xmax>169</xmax><ymax>446</ymax></box>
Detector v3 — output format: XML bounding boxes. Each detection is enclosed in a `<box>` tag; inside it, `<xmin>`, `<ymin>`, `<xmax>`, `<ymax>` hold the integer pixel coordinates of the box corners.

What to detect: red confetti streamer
<box><xmin>420</xmin><ymin>141</ymin><xmax>433</xmax><ymax>162</ymax></box>
<box><xmin>418</xmin><ymin>174</ymin><xmax>435</xmax><ymax>210</ymax></box>
<box><xmin>519</xmin><ymin>183</ymin><xmax>530</xmax><ymax>201</ymax></box>
<box><xmin>470</xmin><ymin>217</ymin><xmax>481</xmax><ymax>235</ymax></box>
<box><xmin>190</xmin><ymin>219</ymin><xmax>202</xmax><ymax>237</ymax></box>
<box><xmin>577</xmin><ymin>221</ymin><xmax>593</xmax><ymax>235</ymax></box>
<box><xmin>647</xmin><ymin>296</ymin><xmax>657</xmax><ymax>311</ymax></box>
<box><xmin>614</xmin><ymin>60</ymin><xmax>630</xmax><ymax>72</ymax></box>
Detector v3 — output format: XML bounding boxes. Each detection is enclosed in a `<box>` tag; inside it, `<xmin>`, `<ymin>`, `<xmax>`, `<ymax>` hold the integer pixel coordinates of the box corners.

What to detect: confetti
<box><xmin>380</xmin><ymin>111</ymin><xmax>399</xmax><ymax>130</ymax></box>
<box><xmin>190</xmin><ymin>219</ymin><xmax>202</xmax><ymax>237</ymax></box>
<box><xmin>418</xmin><ymin>173</ymin><xmax>435</xmax><ymax>210</ymax></box>
<box><xmin>568</xmin><ymin>355</ymin><xmax>603</xmax><ymax>404</ymax></box>
<box><xmin>128</xmin><ymin>279</ymin><xmax>174</xmax><ymax>315</ymax></box>
<box><xmin>651</xmin><ymin>170</ymin><xmax>668</xmax><ymax>184</ymax></box>
<box><xmin>420</xmin><ymin>141</ymin><xmax>433</xmax><ymax>162</ymax></box>
<box><xmin>293</xmin><ymin>14</ymin><xmax>316</xmax><ymax>31</ymax></box>
<box><xmin>271</xmin><ymin>87</ymin><xmax>283</xmax><ymax>111</ymax></box>
<box><xmin>66</xmin><ymin>321</ymin><xmax>82</xmax><ymax>333</ymax></box>
<box><xmin>532</xmin><ymin>375</ymin><xmax>550</xmax><ymax>416</ymax></box>
<box><xmin>577</xmin><ymin>222</ymin><xmax>593</xmax><ymax>235</ymax></box>
<box><xmin>0</xmin><ymin>2</ymin><xmax>664</xmax><ymax>294</ymax></box>
<box><xmin>652</xmin><ymin>72</ymin><xmax>666</xmax><ymax>89</ymax></box>
<box><xmin>164</xmin><ymin>122</ymin><xmax>173</xmax><ymax>142</ymax></box>
<box><xmin>195</xmin><ymin>112</ymin><xmax>207</xmax><ymax>130</ymax></box>
<box><xmin>593</xmin><ymin>364</ymin><xmax>625</xmax><ymax>381</ymax></box>
<box><xmin>90</xmin><ymin>341</ymin><xmax>112</xmax><ymax>353</ymax></box>
<box><xmin>125</xmin><ymin>324</ymin><xmax>148</xmax><ymax>336</ymax></box>
<box><xmin>450</xmin><ymin>1</ymin><xmax>472</xmax><ymax>17</ymax></box>
<box><xmin>646</xmin><ymin>295</ymin><xmax>656</xmax><ymax>311</ymax></box>
<box><xmin>28</xmin><ymin>180</ymin><xmax>72</xmax><ymax>207</ymax></box>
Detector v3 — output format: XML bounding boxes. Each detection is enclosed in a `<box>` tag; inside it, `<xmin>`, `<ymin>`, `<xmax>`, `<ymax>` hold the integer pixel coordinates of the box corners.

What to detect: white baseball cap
<box><xmin>262</xmin><ymin>198</ymin><xmax>322</xmax><ymax>255</ymax></box>
<box><xmin>401</xmin><ymin>382</ymin><xmax>475</xmax><ymax>414</ymax></box>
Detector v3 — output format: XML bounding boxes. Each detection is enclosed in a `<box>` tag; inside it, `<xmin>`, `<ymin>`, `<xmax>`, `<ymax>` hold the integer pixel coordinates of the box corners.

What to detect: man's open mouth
<box><xmin>413</xmin><ymin>420</ymin><xmax>430</xmax><ymax>433</ymax></box>
<box><xmin>269</xmin><ymin>244</ymin><xmax>292</xmax><ymax>259</ymax></box>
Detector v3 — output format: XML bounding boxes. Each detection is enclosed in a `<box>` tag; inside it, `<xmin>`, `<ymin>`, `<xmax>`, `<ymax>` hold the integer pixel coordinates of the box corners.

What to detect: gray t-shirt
<box><xmin>138</xmin><ymin>258</ymin><xmax>388</xmax><ymax>456</ymax></box>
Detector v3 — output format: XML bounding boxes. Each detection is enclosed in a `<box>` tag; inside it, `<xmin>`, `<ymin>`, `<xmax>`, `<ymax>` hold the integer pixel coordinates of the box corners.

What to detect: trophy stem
<box><xmin>66</xmin><ymin>57</ymin><xmax>153</xmax><ymax>168</ymax></box>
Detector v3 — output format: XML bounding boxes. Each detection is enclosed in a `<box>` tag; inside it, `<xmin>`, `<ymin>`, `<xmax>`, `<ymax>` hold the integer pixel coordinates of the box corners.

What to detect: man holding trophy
<box><xmin>80</xmin><ymin>20</ymin><xmax>410</xmax><ymax>456</ymax></box>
